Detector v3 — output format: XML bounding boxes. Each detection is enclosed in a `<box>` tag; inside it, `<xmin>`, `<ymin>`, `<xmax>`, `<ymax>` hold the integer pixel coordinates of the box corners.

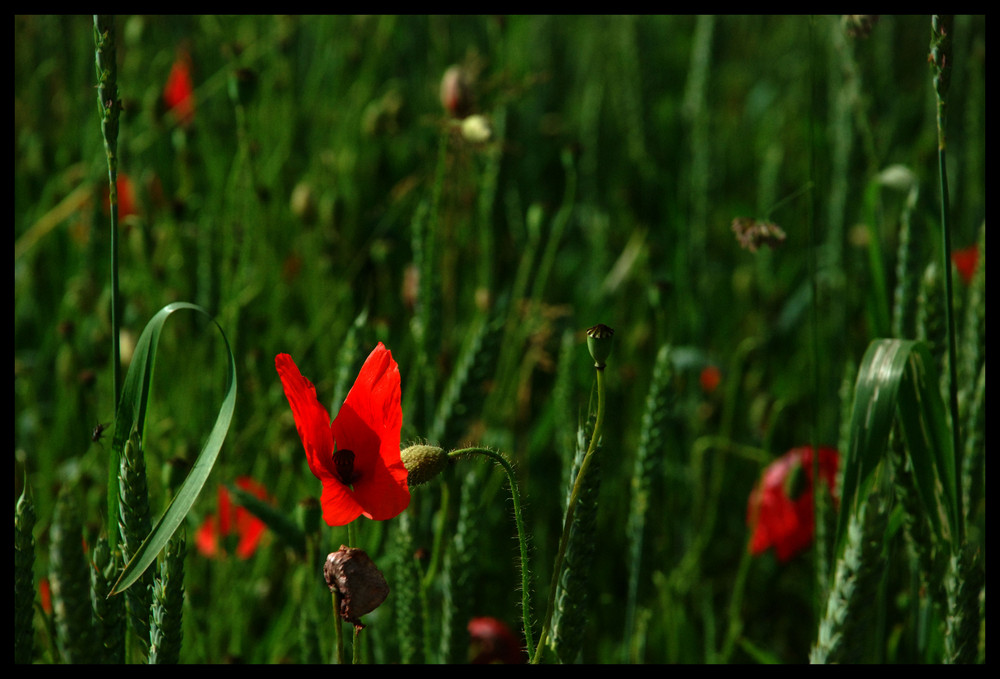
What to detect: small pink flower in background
<box><xmin>468</xmin><ymin>616</ymin><xmax>526</xmax><ymax>664</ymax></box>
<box><xmin>951</xmin><ymin>244</ymin><xmax>979</xmax><ymax>285</ymax></box>
<box><xmin>164</xmin><ymin>48</ymin><xmax>195</xmax><ymax>127</ymax></box>
<box><xmin>747</xmin><ymin>446</ymin><xmax>839</xmax><ymax>563</ymax></box>
<box><xmin>196</xmin><ymin>476</ymin><xmax>271</xmax><ymax>559</ymax></box>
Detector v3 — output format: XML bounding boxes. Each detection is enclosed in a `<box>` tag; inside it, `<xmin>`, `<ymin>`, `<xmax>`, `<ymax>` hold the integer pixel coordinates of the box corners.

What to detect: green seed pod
<box><xmin>401</xmin><ymin>444</ymin><xmax>449</xmax><ymax>487</ymax></box>
<box><xmin>324</xmin><ymin>546</ymin><xmax>389</xmax><ymax>629</ymax></box>
<box><xmin>586</xmin><ymin>324</ymin><xmax>615</xmax><ymax>368</ymax></box>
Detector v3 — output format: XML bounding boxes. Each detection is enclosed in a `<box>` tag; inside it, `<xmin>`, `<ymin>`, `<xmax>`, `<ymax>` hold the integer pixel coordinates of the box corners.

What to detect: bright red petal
<box><xmin>233</xmin><ymin>477</ymin><xmax>271</xmax><ymax>558</ymax></box>
<box><xmin>747</xmin><ymin>446</ymin><xmax>840</xmax><ymax>562</ymax></box>
<box><xmin>332</xmin><ymin>343</ymin><xmax>409</xmax><ymax>521</ymax></box>
<box><xmin>319</xmin><ymin>477</ymin><xmax>365</xmax><ymax>526</ymax></box>
<box><xmin>164</xmin><ymin>52</ymin><xmax>195</xmax><ymax>126</ymax></box>
<box><xmin>276</xmin><ymin>353</ymin><xmax>336</xmax><ymax>482</ymax></box>
<box><xmin>195</xmin><ymin>515</ymin><xmax>219</xmax><ymax>558</ymax></box>
<box><xmin>951</xmin><ymin>245</ymin><xmax>979</xmax><ymax>285</ymax></box>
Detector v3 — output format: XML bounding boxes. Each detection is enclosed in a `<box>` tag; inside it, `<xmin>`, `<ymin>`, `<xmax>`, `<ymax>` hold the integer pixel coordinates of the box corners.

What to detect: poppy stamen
<box><xmin>334</xmin><ymin>449</ymin><xmax>360</xmax><ymax>486</ymax></box>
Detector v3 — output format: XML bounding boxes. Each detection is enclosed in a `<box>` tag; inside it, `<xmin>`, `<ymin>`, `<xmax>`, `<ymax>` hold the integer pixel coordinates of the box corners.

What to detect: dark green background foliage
<box><xmin>14</xmin><ymin>15</ymin><xmax>985</xmax><ymax>663</ymax></box>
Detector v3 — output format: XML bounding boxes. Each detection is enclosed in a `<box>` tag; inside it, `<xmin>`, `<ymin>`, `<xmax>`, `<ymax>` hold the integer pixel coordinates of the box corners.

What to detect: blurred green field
<box><xmin>14</xmin><ymin>15</ymin><xmax>985</xmax><ymax>663</ymax></box>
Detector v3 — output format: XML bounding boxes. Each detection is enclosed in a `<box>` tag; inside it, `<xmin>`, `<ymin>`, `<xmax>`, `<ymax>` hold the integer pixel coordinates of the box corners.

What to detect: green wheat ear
<box><xmin>550</xmin><ymin>412</ymin><xmax>602</xmax><ymax>663</ymax></box>
<box><xmin>119</xmin><ymin>427</ymin><xmax>153</xmax><ymax>657</ymax></box>
<box><xmin>439</xmin><ymin>467</ymin><xmax>482</xmax><ymax>663</ymax></box>
<box><xmin>944</xmin><ymin>542</ymin><xmax>984</xmax><ymax>663</ymax></box>
<box><xmin>91</xmin><ymin>535</ymin><xmax>126</xmax><ymax>663</ymax></box>
<box><xmin>392</xmin><ymin>510</ymin><xmax>423</xmax><ymax>664</ymax></box>
<box><xmin>430</xmin><ymin>311</ymin><xmax>502</xmax><ymax>446</ymax></box>
<box><xmin>50</xmin><ymin>486</ymin><xmax>99</xmax><ymax>664</ymax></box>
<box><xmin>961</xmin><ymin>366</ymin><xmax>984</xmax><ymax>527</ymax></box>
<box><xmin>14</xmin><ymin>481</ymin><xmax>37</xmax><ymax>665</ymax></box>
<box><xmin>624</xmin><ymin>344</ymin><xmax>673</xmax><ymax>659</ymax></box>
<box><xmin>810</xmin><ymin>490</ymin><xmax>889</xmax><ymax>664</ymax></box>
<box><xmin>148</xmin><ymin>530</ymin><xmax>186</xmax><ymax>664</ymax></box>
<box><xmin>916</xmin><ymin>261</ymin><xmax>948</xmax><ymax>399</ymax></box>
<box><xmin>958</xmin><ymin>221</ymin><xmax>985</xmax><ymax>422</ymax></box>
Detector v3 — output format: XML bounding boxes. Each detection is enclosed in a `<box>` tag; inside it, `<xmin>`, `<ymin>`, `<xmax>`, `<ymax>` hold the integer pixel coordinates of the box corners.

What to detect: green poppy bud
<box><xmin>586</xmin><ymin>324</ymin><xmax>615</xmax><ymax>368</ymax></box>
<box><xmin>400</xmin><ymin>444</ymin><xmax>449</xmax><ymax>487</ymax></box>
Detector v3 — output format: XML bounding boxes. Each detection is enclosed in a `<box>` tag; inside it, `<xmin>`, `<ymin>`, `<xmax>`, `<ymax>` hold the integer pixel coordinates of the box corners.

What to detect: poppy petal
<box><xmin>319</xmin><ymin>477</ymin><xmax>366</xmax><ymax>526</ymax></box>
<box><xmin>333</xmin><ymin>343</ymin><xmax>409</xmax><ymax>520</ymax></box>
<box><xmin>276</xmin><ymin>353</ymin><xmax>336</xmax><ymax>481</ymax></box>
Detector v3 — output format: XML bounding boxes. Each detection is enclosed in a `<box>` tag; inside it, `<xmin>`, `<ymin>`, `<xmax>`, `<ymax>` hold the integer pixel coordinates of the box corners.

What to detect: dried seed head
<box><xmin>324</xmin><ymin>546</ymin><xmax>389</xmax><ymax>629</ymax></box>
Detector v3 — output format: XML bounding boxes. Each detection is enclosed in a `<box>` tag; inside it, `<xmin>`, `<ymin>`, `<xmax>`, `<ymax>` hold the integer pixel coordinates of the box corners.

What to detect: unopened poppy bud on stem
<box><xmin>586</xmin><ymin>324</ymin><xmax>615</xmax><ymax>369</ymax></box>
<box><xmin>440</xmin><ymin>64</ymin><xmax>473</xmax><ymax>119</ymax></box>
<box><xmin>401</xmin><ymin>444</ymin><xmax>449</xmax><ymax>487</ymax></box>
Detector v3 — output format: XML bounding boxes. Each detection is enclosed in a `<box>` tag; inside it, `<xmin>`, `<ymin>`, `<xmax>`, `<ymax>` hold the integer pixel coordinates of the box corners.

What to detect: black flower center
<box><xmin>334</xmin><ymin>449</ymin><xmax>361</xmax><ymax>486</ymax></box>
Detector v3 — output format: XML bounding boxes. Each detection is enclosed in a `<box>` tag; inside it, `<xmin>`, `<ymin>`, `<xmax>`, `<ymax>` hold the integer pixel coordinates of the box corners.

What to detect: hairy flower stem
<box><xmin>448</xmin><ymin>446</ymin><xmax>535</xmax><ymax>659</ymax></box>
<box><xmin>533</xmin><ymin>365</ymin><xmax>606</xmax><ymax>663</ymax></box>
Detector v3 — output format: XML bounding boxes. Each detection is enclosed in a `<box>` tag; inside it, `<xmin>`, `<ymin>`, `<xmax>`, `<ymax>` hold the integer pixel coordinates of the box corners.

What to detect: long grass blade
<box><xmin>837</xmin><ymin>338</ymin><xmax>958</xmax><ymax>556</ymax></box>
<box><xmin>110</xmin><ymin>301</ymin><xmax>237</xmax><ymax>595</ymax></box>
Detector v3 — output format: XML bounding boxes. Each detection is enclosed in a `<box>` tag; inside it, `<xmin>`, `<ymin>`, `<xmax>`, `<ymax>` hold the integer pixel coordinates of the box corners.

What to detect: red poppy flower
<box><xmin>196</xmin><ymin>476</ymin><xmax>271</xmax><ymax>559</ymax></box>
<box><xmin>275</xmin><ymin>343</ymin><xmax>409</xmax><ymax>526</ymax></box>
<box><xmin>39</xmin><ymin>577</ymin><xmax>52</xmax><ymax>614</ymax></box>
<box><xmin>951</xmin><ymin>244</ymin><xmax>979</xmax><ymax>286</ymax></box>
<box><xmin>700</xmin><ymin>364</ymin><xmax>721</xmax><ymax>394</ymax></box>
<box><xmin>747</xmin><ymin>446</ymin><xmax>839</xmax><ymax>562</ymax></box>
<box><xmin>468</xmin><ymin>616</ymin><xmax>526</xmax><ymax>664</ymax></box>
<box><xmin>164</xmin><ymin>49</ymin><xmax>195</xmax><ymax>127</ymax></box>
<box><xmin>102</xmin><ymin>173</ymin><xmax>138</xmax><ymax>220</ymax></box>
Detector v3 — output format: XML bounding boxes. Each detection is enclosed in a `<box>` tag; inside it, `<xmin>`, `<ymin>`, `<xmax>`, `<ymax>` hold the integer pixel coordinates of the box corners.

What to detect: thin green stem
<box><xmin>931</xmin><ymin>14</ymin><xmax>964</xmax><ymax>546</ymax></box>
<box><xmin>533</xmin><ymin>365</ymin><xmax>606</xmax><ymax>663</ymax></box>
<box><xmin>332</xmin><ymin>590</ymin><xmax>344</xmax><ymax>664</ymax></box>
<box><xmin>447</xmin><ymin>446</ymin><xmax>535</xmax><ymax>661</ymax></box>
<box><xmin>94</xmin><ymin>15</ymin><xmax>122</xmax><ymax>412</ymax></box>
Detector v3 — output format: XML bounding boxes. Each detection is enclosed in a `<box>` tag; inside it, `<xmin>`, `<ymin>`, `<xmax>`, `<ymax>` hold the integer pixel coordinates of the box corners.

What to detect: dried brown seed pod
<box><xmin>323</xmin><ymin>546</ymin><xmax>389</xmax><ymax>629</ymax></box>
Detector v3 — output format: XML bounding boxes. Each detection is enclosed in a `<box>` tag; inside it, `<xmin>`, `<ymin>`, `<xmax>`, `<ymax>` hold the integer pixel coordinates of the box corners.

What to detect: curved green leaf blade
<box><xmin>110</xmin><ymin>302</ymin><xmax>237</xmax><ymax>595</ymax></box>
<box><xmin>836</xmin><ymin>338</ymin><xmax>958</xmax><ymax>555</ymax></box>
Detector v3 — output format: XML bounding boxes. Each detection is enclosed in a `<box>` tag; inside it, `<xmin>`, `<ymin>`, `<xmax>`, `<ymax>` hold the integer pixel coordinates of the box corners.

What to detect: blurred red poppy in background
<box><xmin>951</xmin><ymin>244</ymin><xmax>979</xmax><ymax>286</ymax></box>
<box><xmin>747</xmin><ymin>446</ymin><xmax>839</xmax><ymax>563</ymax></box>
<box><xmin>102</xmin><ymin>173</ymin><xmax>137</xmax><ymax>220</ymax></box>
<box><xmin>164</xmin><ymin>49</ymin><xmax>195</xmax><ymax>127</ymax></box>
<box><xmin>196</xmin><ymin>476</ymin><xmax>271</xmax><ymax>559</ymax></box>
<box><xmin>700</xmin><ymin>364</ymin><xmax>721</xmax><ymax>394</ymax></box>
<box><xmin>468</xmin><ymin>616</ymin><xmax>526</xmax><ymax>664</ymax></box>
<box><xmin>39</xmin><ymin>577</ymin><xmax>52</xmax><ymax>614</ymax></box>
<box><xmin>275</xmin><ymin>343</ymin><xmax>409</xmax><ymax>526</ymax></box>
